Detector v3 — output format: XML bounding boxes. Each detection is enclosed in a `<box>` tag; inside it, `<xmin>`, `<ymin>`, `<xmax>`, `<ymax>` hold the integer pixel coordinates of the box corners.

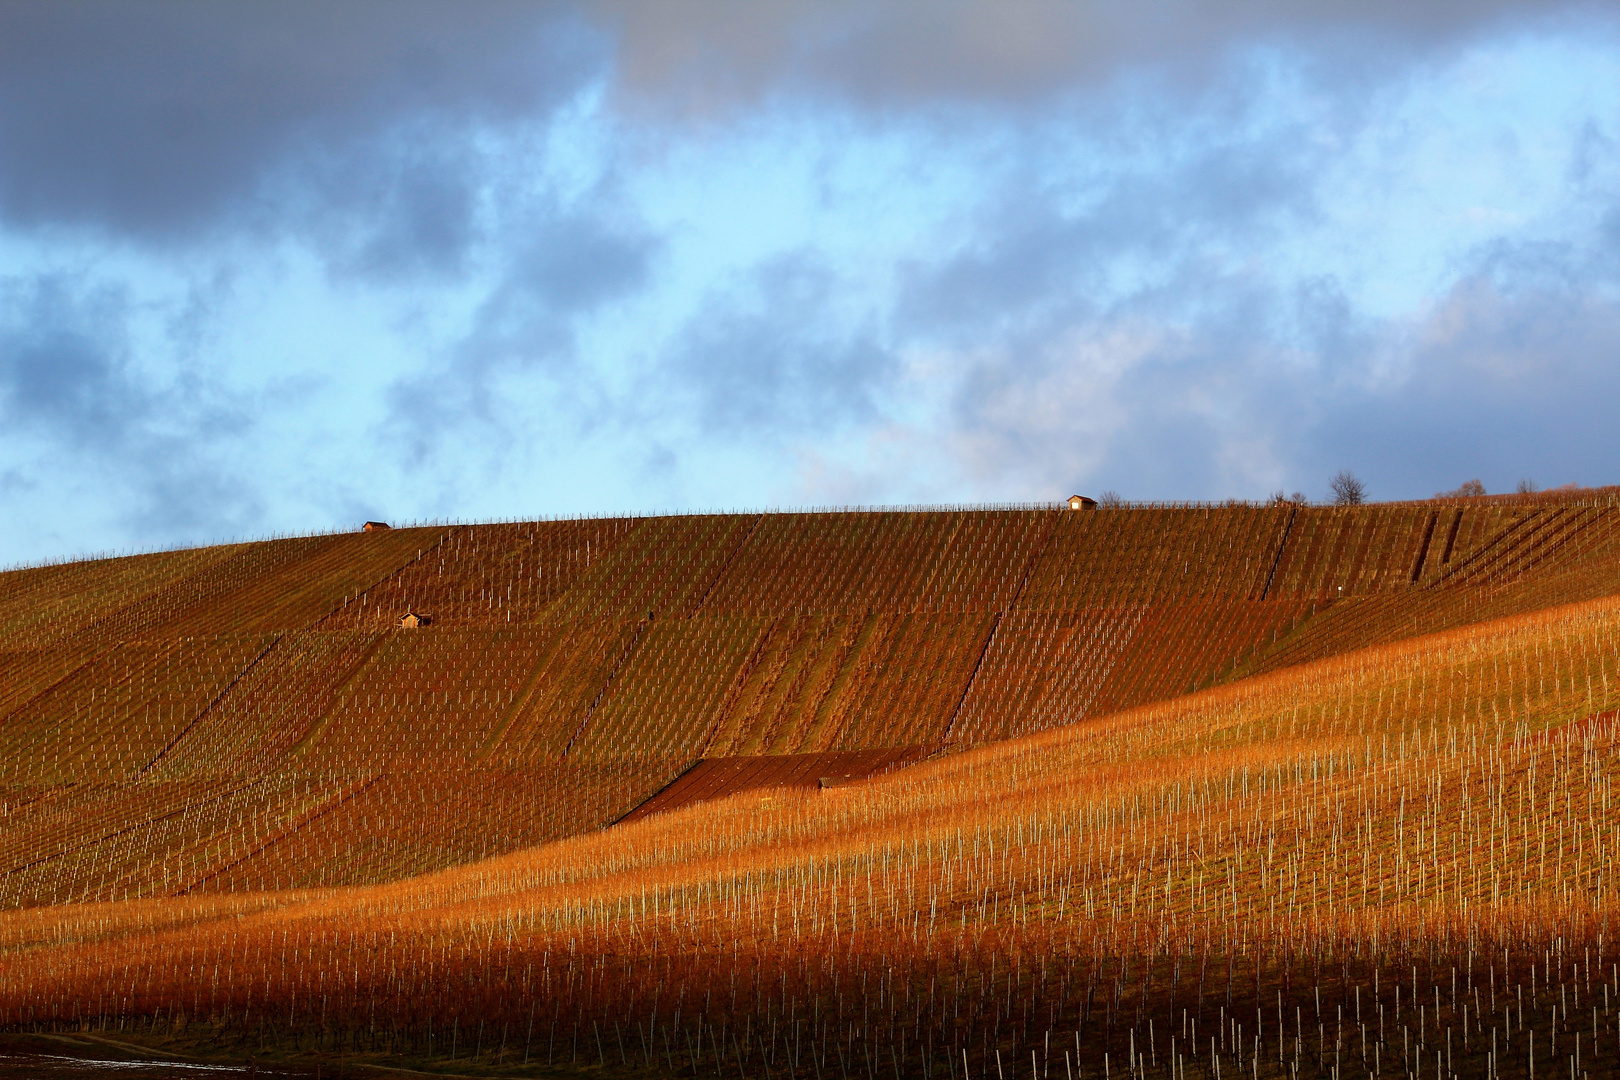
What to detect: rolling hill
<box><xmin>2</xmin><ymin>494</ymin><xmax>1618</xmax><ymax>1078</ymax></box>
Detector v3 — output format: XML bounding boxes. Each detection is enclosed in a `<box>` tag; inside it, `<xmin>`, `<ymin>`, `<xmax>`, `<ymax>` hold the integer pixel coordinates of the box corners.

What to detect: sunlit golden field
<box><xmin>3</xmin><ymin>498</ymin><xmax>1619</xmax><ymax>1078</ymax></box>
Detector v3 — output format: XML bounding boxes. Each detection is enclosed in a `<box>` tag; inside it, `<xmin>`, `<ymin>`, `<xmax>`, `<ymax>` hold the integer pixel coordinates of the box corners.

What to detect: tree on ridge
<box><xmin>1329</xmin><ymin>470</ymin><xmax>1366</xmax><ymax>506</ymax></box>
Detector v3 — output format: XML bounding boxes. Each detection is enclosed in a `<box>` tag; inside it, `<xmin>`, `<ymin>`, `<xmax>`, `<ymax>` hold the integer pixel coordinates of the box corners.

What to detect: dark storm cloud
<box><xmin>0</xmin><ymin>1</ymin><xmax>602</xmax><ymax>241</ymax></box>
<box><xmin>665</xmin><ymin>254</ymin><xmax>896</xmax><ymax>437</ymax></box>
<box><xmin>0</xmin><ymin>0</ymin><xmax>1584</xmax><ymax>248</ymax></box>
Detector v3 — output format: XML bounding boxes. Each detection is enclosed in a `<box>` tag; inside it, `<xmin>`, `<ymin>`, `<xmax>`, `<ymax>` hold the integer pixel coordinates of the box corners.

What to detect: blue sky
<box><xmin>3</xmin><ymin>1</ymin><xmax>1620</xmax><ymax>563</ymax></box>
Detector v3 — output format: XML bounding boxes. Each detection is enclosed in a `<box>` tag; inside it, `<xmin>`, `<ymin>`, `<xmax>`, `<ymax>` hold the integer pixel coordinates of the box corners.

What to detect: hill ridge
<box><xmin>2</xmin><ymin>502</ymin><xmax>1618</xmax><ymax>907</ymax></box>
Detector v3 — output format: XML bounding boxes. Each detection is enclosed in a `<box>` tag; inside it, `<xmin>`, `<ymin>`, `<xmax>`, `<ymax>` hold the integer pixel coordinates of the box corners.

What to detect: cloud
<box><xmin>926</xmin><ymin>298</ymin><xmax>1311</xmax><ymax>501</ymax></box>
<box><xmin>0</xmin><ymin>1</ymin><xmax>601</xmax><ymax>243</ymax></box>
<box><xmin>907</xmin><ymin>204</ymin><xmax>1620</xmax><ymax>504</ymax></box>
<box><xmin>383</xmin><ymin>200</ymin><xmax>656</xmax><ymax>461</ymax></box>
<box><xmin>3</xmin><ymin>0</ymin><xmax>1619</xmax><ymax>560</ymax></box>
<box><xmin>0</xmin><ymin>273</ymin><xmax>259</xmax><ymax>539</ymax></box>
<box><xmin>5</xmin><ymin>1</ymin><xmax>1596</xmax><ymax>250</ymax></box>
<box><xmin>739</xmin><ymin>22</ymin><xmax>1604</xmax><ymax>508</ymax></box>
<box><xmin>1298</xmin><ymin>192</ymin><xmax>1620</xmax><ymax>496</ymax></box>
<box><xmin>597</xmin><ymin>0</ymin><xmax>1592</xmax><ymax>110</ymax></box>
<box><xmin>663</xmin><ymin>254</ymin><xmax>897</xmax><ymax>437</ymax></box>
<box><xmin>299</xmin><ymin>127</ymin><xmax>487</xmax><ymax>282</ymax></box>
<box><xmin>0</xmin><ymin>275</ymin><xmax>147</xmax><ymax>448</ymax></box>
<box><xmin>1332</xmin><ymin>269</ymin><xmax>1620</xmax><ymax>494</ymax></box>
<box><xmin>853</xmin><ymin>76</ymin><xmax>1326</xmax><ymax>497</ymax></box>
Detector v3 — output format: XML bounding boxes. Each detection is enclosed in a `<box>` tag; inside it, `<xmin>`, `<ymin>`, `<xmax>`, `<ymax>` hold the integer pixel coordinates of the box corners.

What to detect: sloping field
<box><xmin>3</xmin><ymin>499</ymin><xmax>1620</xmax><ymax>908</ymax></box>
<box><xmin>1</xmin><ymin>497</ymin><xmax>1619</xmax><ymax>1077</ymax></box>
<box><xmin>619</xmin><ymin>746</ymin><xmax>928</xmax><ymax>824</ymax></box>
<box><xmin>3</xmin><ymin>580</ymin><xmax>1619</xmax><ymax>1079</ymax></box>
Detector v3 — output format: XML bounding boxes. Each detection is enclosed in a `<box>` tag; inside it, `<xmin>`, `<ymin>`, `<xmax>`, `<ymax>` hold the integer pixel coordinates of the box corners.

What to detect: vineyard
<box><xmin>2</xmin><ymin>494</ymin><xmax>1620</xmax><ymax>1077</ymax></box>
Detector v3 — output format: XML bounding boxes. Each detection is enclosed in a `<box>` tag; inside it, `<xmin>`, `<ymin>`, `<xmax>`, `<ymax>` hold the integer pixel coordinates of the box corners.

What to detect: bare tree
<box><xmin>1438</xmin><ymin>479</ymin><xmax>1486</xmax><ymax>498</ymax></box>
<box><xmin>1516</xmin><ymin>478</ymin><xmax>1538</xmax><ymax>494</ymax></box>
<box><xmin>1290</xmin><ymin>491</ymin><xmax>1310</xmax><ymax>505</ymax></box>
<box><xmin>1329</xmin><ymin>470</ymin><xmax>1367</xmax><ymax>506</ymax></box>
<box><xmin>1098</xmin><ymin>490</ymin><xmax>1124</xmax><ymax>508</ymax></box>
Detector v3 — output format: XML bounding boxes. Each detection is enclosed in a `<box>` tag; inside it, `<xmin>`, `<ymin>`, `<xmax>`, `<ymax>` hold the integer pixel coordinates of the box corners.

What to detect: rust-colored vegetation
<box><xmin>620</xmin><ymin>746</ymin><xmax>928</xmax><ymax>824</ymax></box>
<box><xmin>3</xmin><ymin>496</ymin><xmax>1620</xmax><ymax>1077</ymax></box>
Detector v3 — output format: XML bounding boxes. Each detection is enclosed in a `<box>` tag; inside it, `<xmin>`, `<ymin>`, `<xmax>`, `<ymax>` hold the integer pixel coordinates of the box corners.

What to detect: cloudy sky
<box><xmin>3</xmin><ymin>1</ymin><xmax>1619</xmax><ymax>562</ymax></box>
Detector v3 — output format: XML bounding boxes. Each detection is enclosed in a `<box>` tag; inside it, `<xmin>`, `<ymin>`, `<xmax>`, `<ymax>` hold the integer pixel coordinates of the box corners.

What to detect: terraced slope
<box><xmin>3</xmin><ymin>498</ymin><xmax>1619</xmax><ymax>905</ymax></box>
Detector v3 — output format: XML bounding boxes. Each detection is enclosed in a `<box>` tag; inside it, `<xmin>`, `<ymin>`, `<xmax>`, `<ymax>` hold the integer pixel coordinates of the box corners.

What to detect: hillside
<box><xmin>2</xmin><ymin>498</ymin><xmax>1619</xmax><ymax>1078</ymax></box>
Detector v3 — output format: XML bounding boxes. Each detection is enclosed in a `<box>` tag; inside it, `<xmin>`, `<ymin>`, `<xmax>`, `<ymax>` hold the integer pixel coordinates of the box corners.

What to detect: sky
<box><xmin>3</xmin><ymin>1</ymin><xmax>1620</xmax><ymax>563</ymax></box>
